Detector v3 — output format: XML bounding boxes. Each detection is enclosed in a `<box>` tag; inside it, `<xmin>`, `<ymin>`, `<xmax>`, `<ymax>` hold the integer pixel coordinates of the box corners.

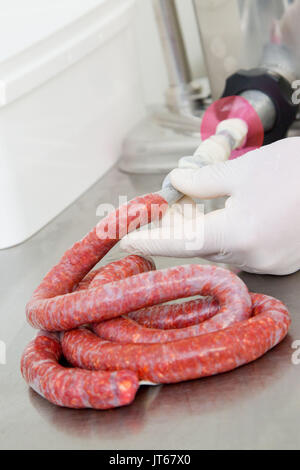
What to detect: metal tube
<box><xmin>241</xmin><ymin>89</ymin><xmax>277</xmax><ymax>132</ymax></box>
<box><xmin>153</xmin><ymin>0</ymin><xmax>191</xmax><ymax>87</ymax></box>
<box><xmin>153</xmin><ymin>0</ymin><xmax>192</xmax><ymax>112</ymax></box>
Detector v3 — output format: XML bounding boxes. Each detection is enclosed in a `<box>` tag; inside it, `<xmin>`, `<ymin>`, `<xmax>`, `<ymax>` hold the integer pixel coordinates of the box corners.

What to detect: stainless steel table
<box><xmin>0</xmin><ymin>166</ymin><xmax>299</xmax><ymax>450</ymax></box>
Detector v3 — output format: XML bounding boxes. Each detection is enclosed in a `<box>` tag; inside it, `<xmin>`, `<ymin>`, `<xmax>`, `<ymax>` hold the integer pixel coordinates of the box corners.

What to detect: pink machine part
<box><xmin>200</xmin><ymin>95</ymin><xmax>264</xmax><ymax>159</ymax></box>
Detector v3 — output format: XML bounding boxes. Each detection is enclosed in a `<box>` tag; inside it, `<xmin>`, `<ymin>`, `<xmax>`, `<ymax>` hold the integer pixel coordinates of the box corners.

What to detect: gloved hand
<box><xmin>121</xmin><ymin>137</ymin><xmax>300</xmax><ymax>275</ymax></box>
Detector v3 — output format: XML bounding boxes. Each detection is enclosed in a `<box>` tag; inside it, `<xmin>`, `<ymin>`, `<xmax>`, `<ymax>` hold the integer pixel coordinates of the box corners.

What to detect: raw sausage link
<box><xmin>21</xmin><ymin>192</ymin><xmax>291</xmax><ymax>409</ymax></box>
<box><xmin>62</xmin><ymin>293</ymin><xmax>290</xmax><ymax>384</ymax></box>
<box><xmin>127</xmin><ymin>297</ymin><xmax>219</xmax><ymax>329</ymax></box>
<box><xmin>73</xmin><ymin>255</ymin><xmax>154</xmax><ymax>292</ymax></box>
<box><xmin>25</xmin><ymin>194</ymin><xmax>167</xmax><ymax>331</ymax></box>
<box><xmin>92</xmin><ymin>264</ymin><xmax>251</xmax><ymax>343</ymax></box>
<box><xmin>21</xmin><ymin>332</ymin><xmax>139</xmax><ymax>409</ymax></box>
<box><xmin>83</xmin><ymin>262</ymin><xmax>252</xmax><ymax>341</ymax></box>
<box><xmin>85</xmin><ymin>255</ymin><xmax>155</xmax><ymax>290</ymax></box>
<box><xmin>27</xmin><ymin>262</ymin><xmax>251</xmax><ymax>333</ymax></box>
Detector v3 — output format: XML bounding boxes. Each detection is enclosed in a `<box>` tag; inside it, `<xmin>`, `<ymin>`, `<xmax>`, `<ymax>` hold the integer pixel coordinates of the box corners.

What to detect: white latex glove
<box><xmin>121</xmin><ymin>137</ymin><xmax>300</xmax><ymax>275</ymax></box>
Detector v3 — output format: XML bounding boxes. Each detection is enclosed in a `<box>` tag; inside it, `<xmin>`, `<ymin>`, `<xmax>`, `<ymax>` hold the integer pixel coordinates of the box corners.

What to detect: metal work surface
<box><xmin>0</xmin><ymin>165</ymin><xmax>299</xmax><ymax>450</ymax></box>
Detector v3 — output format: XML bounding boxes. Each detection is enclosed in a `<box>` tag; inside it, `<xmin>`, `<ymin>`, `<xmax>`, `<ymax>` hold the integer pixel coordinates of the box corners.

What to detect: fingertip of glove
<box><xmin>170</xmin><ymin>168</ymin><xmax>193</xmax><ymax>180</ymax></box>
<box><xmin>170</xmin><ymin>168</ymin><xmax>194</xmax><ymax>192</ymax></box>
<box><xmin>120</xmin><ymin>235</ymin><xmax>134</xmax><ymax>252</ymax></box>
<box><xmin>120</xmin><ymin>233</ymin><xmax>150</xmax><ymax>257</ymax></box>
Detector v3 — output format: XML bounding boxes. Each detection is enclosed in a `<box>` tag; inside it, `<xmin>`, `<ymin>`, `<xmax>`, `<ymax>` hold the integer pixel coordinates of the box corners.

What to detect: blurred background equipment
<box><xmin>120</xmin><ymin>0</ymin><xmax>299</xmax><ymax>173</ymax></box>
<box><xmin>0</xmin><ymin>0</ymin><xmax>143</xmax><ymax>249</ymax></box>
<box><xmin>1</xmin><ymin>0</ymin><xmax>299</xmax><ymax>248</ymax></box>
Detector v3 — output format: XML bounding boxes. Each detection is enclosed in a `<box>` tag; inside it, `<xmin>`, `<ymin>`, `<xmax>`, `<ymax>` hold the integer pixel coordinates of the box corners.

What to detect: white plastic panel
<box><xmin>0</xmin><ymin>0</ymin><xmax>135</xmax><ymax>106</ymax></box>
<box><xmin>0</xmin><ymin>0</ymin><xmax>145</xmax><ymax>248</ymax></box>
<box><xmin>0</xmin><ymin>0</ymin><xmax>104</xmax><ymax>63</ymax></box>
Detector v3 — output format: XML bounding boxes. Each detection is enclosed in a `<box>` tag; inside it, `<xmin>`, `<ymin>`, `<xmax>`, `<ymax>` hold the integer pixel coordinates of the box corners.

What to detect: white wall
<box><xmin>133</xmin><ymin>0</ymin><xmax>206</xmax><ymax>106</ymax></box>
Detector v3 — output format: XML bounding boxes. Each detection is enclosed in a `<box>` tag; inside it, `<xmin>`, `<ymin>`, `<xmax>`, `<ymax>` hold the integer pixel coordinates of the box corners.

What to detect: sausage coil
<box><xmin>21</xmin><ymin>193</ymin><xmax>291</xmax><ymax>409</ymax></box>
